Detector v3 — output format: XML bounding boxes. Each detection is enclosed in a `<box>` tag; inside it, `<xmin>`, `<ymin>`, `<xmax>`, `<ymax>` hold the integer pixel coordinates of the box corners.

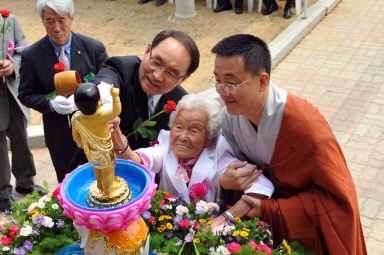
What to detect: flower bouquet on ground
<box><xmin>142</xmin><ymin>190</ymin><xmax>314</xmax><ymax>255</ymax></box>
<box><xmin>0</xmin><ymin>185</ymin><xmax>79</xmax><ymax>254</ymax></box>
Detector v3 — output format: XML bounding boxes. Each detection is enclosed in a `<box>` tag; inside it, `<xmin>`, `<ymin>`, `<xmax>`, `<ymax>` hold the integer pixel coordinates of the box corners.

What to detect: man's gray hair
<box><xmin>37</xmin><ymin>0</ymin><xmax>75</xmax><ymax>19</ymax></box>
<box><xmin>169</xmin><ymin>94</ymin><xmax>222</xmax><ymax>141</ymax></box>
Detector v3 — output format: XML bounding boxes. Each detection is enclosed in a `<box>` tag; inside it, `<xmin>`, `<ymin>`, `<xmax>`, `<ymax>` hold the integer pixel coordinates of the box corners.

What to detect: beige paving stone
<box><xmin>360</xmin><ymin>198</ymin><xmax>382</xmax><ymax>219</ymax></box>
<box><xmin>369</xmin><ymin>220</ymin><xmax>384</xmax><ymax>242</ymax></box>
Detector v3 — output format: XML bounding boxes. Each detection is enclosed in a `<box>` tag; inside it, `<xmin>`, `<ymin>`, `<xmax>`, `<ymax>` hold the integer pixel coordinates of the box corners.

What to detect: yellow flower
<box><xmin>158</xmin><ymin>215</ymin><xmax>165</xmax><ymax>221</ymax></box>
<box><xmin>167</xmin><ymin>223</ymin><xmax>173</xmax><ymax>229</ymax></box>
<box><xmin>282</xmin><ymin>239</ymin><xmax>292</xmax><ymax>254</ymax></box>
<box><xmin>163</xmin><ymin>191</ymin><xmax>169</xmax><ymax>196</ymax></box>
<box><xmin>199</xmin><ymin>219</ymin><xmax>206</xmax><ymax>223</ymax></box>
<box><xmin>165</xmin><ymin>215</ymin><xmax>172</xmax><ymax>220</ymax></box>
<box><xmin>194</xmin><ymin>238</ymin><xmax>200</xmax><ymax>243</ymax></box>
<box><xmin>232</xmin><ymin>231</ymin><xmax>240</xmax><ymax>237</ymax></box>
<box><xmin>155</xmin><ymin>190</ymin><xmax>162</xmax><ymax>194</ymax></box>
<box><xmin>155</xmin><ymin>209</ymin><xmax>158</xmax><ymax>213</ymax></box>
<box><xmin>207</xmin><ymin>220</ymin><xmax>211</xmax><ymax>225</ymax></box>
<box><xmin>243</xmin><ymin>227</ymin><xmax>250</xmax><ymax>232</ymax></box>
<box><xmin>235</xmin><ymin>217</ymin><xmax>241</xmax><ymax>223</ymax></box>
<box><xmin>41</xmin><ymin>211</ymin><xmax>47</xmax><ymax>215</ymax></box>
<box><xmin>152</xmin><ymin>221</ymin><xmax>157</xmax><ymax>225</ymax></box>
<box><xmin>240</xmin><ymin>231</ymin><xmax>249</xmax><ymax>238</ymax></box>
<box><xmin>158</xmin><ymin>227</ymin><xmax>165</xmax><ymax>232</ymax></box>
<box><xmin>29</xmin><ymin>209</ymin><xmax>37</xmax><ymax>215</ymax></box>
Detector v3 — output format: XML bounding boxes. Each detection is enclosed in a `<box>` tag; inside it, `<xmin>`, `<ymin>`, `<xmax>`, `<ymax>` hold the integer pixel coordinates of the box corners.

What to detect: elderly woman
<box><xmin>111</xmin><ymin>94</ymin><xmax>274</xmax><ymax>204</ymax></box>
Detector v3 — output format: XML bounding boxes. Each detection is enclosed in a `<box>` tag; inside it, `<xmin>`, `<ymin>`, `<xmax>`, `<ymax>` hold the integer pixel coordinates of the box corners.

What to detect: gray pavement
<box><xmin>9</xmin><ymin>0</ymin><xmax>383</xmax><ymax>253</ymax></box>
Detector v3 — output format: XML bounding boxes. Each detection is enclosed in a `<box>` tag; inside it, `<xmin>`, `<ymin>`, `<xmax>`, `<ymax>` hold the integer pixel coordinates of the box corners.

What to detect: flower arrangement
<box><xmin>128</xmin><ymin>100</ymin><xmax>177</xmax><ymax>141</ymax></box>
<box><xmin>142</xmin><ymin>190</ymin><xmax>314</xmax><ymax>255</ymax></box>
<box><xmin>0</xmin><ymin>186</ymin><xmax>79</xmax><ymax>254</ymax></box>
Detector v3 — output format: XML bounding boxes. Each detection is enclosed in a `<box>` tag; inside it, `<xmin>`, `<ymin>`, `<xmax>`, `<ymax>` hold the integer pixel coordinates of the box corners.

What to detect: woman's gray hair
<box><xmin>37</xmin><ymin>0</ymin><xmax>75</xmax><ymax>19</ymax></box>
<box><xmin>169</xmin><ymin>94</ymin><xmax>222</xmax><ymax>141</ymax></box>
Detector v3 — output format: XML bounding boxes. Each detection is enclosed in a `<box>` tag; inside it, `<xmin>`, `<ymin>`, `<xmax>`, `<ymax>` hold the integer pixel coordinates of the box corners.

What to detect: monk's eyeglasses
<box><xmin>209</xmin><ymin>75</ymin><xmax>261</xmax><ymax>93</ymax></box>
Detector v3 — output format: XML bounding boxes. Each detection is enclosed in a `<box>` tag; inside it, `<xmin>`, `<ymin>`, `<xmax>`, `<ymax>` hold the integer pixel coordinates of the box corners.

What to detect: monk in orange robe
<box><xmin>209</xmin><ymin>34</ymin><xmax>367</xmax><ymax>254</ymax></box>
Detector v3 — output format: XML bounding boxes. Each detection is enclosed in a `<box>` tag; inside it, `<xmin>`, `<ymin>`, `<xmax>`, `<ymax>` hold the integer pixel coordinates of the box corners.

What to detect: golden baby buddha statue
<box><xmin>72</xmin><ymin>83</ymin><xmax>131</xmax><ymax>208</ymax></box>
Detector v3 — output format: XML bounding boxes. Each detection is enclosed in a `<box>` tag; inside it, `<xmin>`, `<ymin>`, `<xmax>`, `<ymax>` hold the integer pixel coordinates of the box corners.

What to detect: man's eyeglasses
<box><xmin>209</xmin><ymin>75</ymin><xmax>260</xmax><ymax>93</ymax></box>
<box><xmin>148</xmin><ymin>50</ymin><xmax>186</xmax><ymax>82</ymax></box>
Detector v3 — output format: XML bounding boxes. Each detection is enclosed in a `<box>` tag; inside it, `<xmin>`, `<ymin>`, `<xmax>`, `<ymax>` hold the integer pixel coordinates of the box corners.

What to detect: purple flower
<box><xmin>228</xmin><ymin>236</ymin><xmax>233</xmax><ymax>241</ymax></box>
<box><xmin>175</xmin><ymin>239</ymin><xmax>183</xmax><ymax>246</ymax></box>
<box><xmin>23</xmin><ymin>240</ymin><xmax>33</xmax><ymax>252</ymax></box>
<box><xmin>175</xmin><ymin>193</ymin><xmax>184</xmax><ymax>200</ymax></box>
<box><xmin>195</xmin><ymin>210</ymin><xmax>204</xmax><ymax>215</ymax></box>
<box><xmin>11</xmin><ymin>247</ymin><xmax>26</xmax><ymax>255</ymax></box>
<box><xmin>173</xmin><ymin>215</ymin><xmax>182</xmax><ymax>225</ymax></box>
<box><xmin>166</xmin><ymin>231</ymin><xmax>174</xmax><ymax>239</ymax></box>
<box><xmin>56</xmin><ymin>219</ymin><xmax>64</xmax><ymax>228</ymax></box>
<box><xmin>184</xmin><ymin>233</ymin><xmax>193</xmax><ymax>243</ymax></box>
<box><xmin>32</xmin><ymin>228</ymin><xmax>40</xmax><ymax>235</ymax></box>
<box><xmin>209</xmin><ymin>247</ymin><xmax>215</xmax><ymax>252</ymax></box>
<box><xmin>142</xmin><ymin>211</ymin><xmax>151</xmax><ymax>219</ymax></box>
<box><xmin>32</xmin><ymin>214</ymin><xmax>44</xmax><ymax>226</ymax></box>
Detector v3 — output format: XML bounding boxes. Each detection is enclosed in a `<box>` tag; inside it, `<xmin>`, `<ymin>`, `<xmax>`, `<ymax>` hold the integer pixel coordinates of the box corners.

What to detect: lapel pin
<box><xmin>78</xmin><ymin>50</ymin><xmax>81</xmax><ymax>54</ymax></box>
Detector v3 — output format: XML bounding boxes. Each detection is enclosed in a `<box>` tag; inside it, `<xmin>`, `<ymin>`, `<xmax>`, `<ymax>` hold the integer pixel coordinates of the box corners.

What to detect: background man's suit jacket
<box><xmin>0</xmin><ymin>14</ymin><xmax>29</xmax><ymax>131</ymax></box>
<box><xmin>18</xmin><ymin>32</ymin><xmax>108</xmax><ymax>181</ymax></box>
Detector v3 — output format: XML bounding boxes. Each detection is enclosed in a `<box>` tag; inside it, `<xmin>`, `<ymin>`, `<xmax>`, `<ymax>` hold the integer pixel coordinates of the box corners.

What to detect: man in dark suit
<box><xmin>89</xmin><ymin>30</ymin><xmax>200</xmax><ymax>154</ymax></box>
<box><xmin>18</xmin><ymin>0</ymin><xmax>108</xmax><ymax>183</ymax></box>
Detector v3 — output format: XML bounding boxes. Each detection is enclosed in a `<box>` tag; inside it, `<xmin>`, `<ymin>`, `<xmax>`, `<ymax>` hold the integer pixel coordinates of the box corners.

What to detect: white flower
<box><xmin>2</xmin><ymin>246</ymin><xmax>10</xmax><ymax>251</ymax></box>
<box><xmin>28</xmin><ymin>202</ymin><xmax>37</xmax><ymax>213</ymax></box>
<box><xmin>216</xmin><ymin>245</ymin><xmax>230</xmax><ymax>255</ymax></box>
<box><xmin>195</xmin><ymin>200</ymin><xmax>209</xmax><ymax>213</ymax></box>
<box><xmin>207</xmin><ymin>202</ymin><xmax>220</xmax><ymax>211</ymax></box>
<box><xmin>175</xmin><ymin>205</ymin><xmax>189</xmax><ymax>215</ymax></box>
<box><xmin>222</xmin><ymin>225</ymin><xmax>235</xmax><ymax>235</ymax></box>
<box><xmin>37</xmin><ymin>201</ymin><xmax>45</xmax><ymax>209</ymax></box>
<box><xmin>38</xmin><ymin>195</ymin><xmax>48</xmax><ymax>204</ymax></box>
<box><xmin>44</xmin><ymin>196</ymin><xmax>52</xmax><ymax>202</ymax></box>
<box><xmin>51</xmin><ymin>203</ymin><xmax>59</xmax><ymax>209</ymax></box>
<box><xmin>166</xmin><ymin>205</ymin><xmax>172</xmax><ymax>210</ymax></box>
<box><xmin>20</xmin><ymin>225</ymin><xmax>33</xmax><ymax>236</ymax></box>
<box><xmin>43</xmin><ymin>216</ymin><xmax>54</xmax><ymax>228</ymax></box>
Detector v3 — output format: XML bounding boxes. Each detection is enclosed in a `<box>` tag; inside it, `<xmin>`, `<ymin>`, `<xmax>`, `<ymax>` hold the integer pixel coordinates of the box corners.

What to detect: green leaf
<box><xmin>133</xmin><ymin>117</ymin><xmax>143</xmax><ymax>131</ymax></box>
<box><xmin>141</xmin><ymin>120</ymin><xmax>157</xmax><ymax>127</ymax></box>
<box><xmin>46</xmin><ymin>91</ymin><xmax>58</xmax><ymax>100</ymax></box>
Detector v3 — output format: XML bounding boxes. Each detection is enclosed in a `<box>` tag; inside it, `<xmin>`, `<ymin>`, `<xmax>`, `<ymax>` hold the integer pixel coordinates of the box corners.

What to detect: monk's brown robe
<box><xmin>261</xmin><ymin>93</ymin><xmax>367</xmax><ymax>254</ymax></box>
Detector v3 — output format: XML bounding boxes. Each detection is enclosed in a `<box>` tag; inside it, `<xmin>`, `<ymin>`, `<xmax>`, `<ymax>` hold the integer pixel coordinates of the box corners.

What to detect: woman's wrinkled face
<box><xmin>170</xmin><ymin>109</ymin><xmax>212</xmax><ymax>160</ymax></box>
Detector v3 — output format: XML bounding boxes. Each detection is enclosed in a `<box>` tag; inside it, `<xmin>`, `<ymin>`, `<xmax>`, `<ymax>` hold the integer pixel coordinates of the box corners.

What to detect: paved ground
<box><xmin>8</xmin><ymin>0</ymin><xmax>383</xmax><ymax>253</ymax></box>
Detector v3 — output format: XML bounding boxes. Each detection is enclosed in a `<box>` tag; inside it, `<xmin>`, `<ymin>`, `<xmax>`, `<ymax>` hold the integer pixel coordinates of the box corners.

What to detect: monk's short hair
<box><xmin>169</xmin><ymin>94</ymin><xmax>221</xmax><ymax>141</ymax></box>
<box><xmin>211</xmin><ymin>34</ymin><xmax>271</xmax><ymax>76</ymax></box>
<box><xmin>74</xmin><ymin>82</ymin><xmax>100</xmax><ymax>115</ymax></box>
<box><xmin>151</xmin><ymin>30</ymin><xmax>200</xmax><ymax>76</ymax></box>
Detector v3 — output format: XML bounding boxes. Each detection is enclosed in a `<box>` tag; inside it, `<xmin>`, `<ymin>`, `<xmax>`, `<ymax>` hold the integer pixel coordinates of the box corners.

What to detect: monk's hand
<box><xmin>108</xmin><ymin>117</ymin><xmax>121</xmax><ymax>133</ymax></box>
<box><xmin>241</xmin><ymin>195</ymin><xmax>262</xmax><ymax>219</ymax></box>
<box><xmin>110</xmin><ymin>85</ymin><xmax>119</xmax><ymax>98</ymax></box>
<box><xmin>0</xmin><ymin>59</ymin><xmax>14</xmax><ymax>77</ymax></box>
<box><xmin>220</xmin><ymin>161</ymin><xmax>261</xmax><ymax>191</ymax></box>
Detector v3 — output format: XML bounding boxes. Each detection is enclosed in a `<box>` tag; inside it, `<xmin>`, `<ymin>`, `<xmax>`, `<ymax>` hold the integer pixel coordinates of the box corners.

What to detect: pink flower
<box><xmin>159</xmin><ymin>200</ymin><xmax>166</xmax><ymax>205</ymax></box>
<box><xmin>259</xmin><ymin>244</ymin><xmax>272</xmax><ymax>255</ymax></box>
<box><xmin>180</xmin><ymin>219</ymin><xmax>191</xmax><ymax>229</ymax></box>
<box><xmin>193</xmin><ymin>222</ymin><xmax>200</xmax><ymax>230</ymax></box>
<box><xmin>8</xmin><ymin>225</ymin><xmax>19</xmax><ymax>233</ymax></box>
<box><xmin>189</xmin><ymin>182</ymin><xmax>208</xmax><ymax>203</ymax></box>
<box><xmin>148</xmin><ymin>216</ymin><xmax>155</xmax><ymax>223</ymax></box>
<box><xmin>227</xmin><ymin>242</ymin><xmax>242</xmax><ymax>253</ymax></box>
<box><xmin>0</xmin><ymin>226</ymin><xmax>5</xmax><ymax>232</ymax></box>
<box><xmin>1</xmin><ymin>236</ymin><xmax>12</xmax><ymax>246</ymax></box>
<box><xmin>247</xmin><ymin>241</ymin><xmax>260</xmax><ymax>251</ymax></box>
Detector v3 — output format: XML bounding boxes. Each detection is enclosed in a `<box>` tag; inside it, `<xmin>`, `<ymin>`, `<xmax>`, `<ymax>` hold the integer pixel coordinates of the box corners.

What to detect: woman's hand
<box><xmin>108</xmin><ymin>117</ymin><xmax>121</xmax><ymax>134</ymax></box>
<box><xmin>220</xmin><ymin>161</ymin><xmax>261</xmax><ymax>190</ymax></box>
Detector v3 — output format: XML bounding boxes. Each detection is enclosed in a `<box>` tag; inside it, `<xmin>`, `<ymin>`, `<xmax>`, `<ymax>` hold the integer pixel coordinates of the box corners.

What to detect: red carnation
<box><xmin>1</xmin><ymin>236</ymin><xmax>12</xmax><ymax>246</ymax></box>
<box><xmin>180</xmin><ymin>219</ymin><xmax>191</xmax><ymax>229</ymax></box>
<box><xmin>193</xmin><ymin>222</ymin><xmax>200</xmax><ymax>230</ymax></box>
<box><xmin>54</xmin><ymin>62</ymin><xmax>66</xmax><ymax>72</ymax></box>
<box><xmin>149</xmin><ymin>140</ymin><xmax>159</xmax><ymax>147</ymax></box>
<box><xmin>52</xmin><ymin>187</ymin><xmax>60</xmax><ymax>198</ymax></box>
<box><xmin>163</xmin><ymin>100</ymin><xmax>176</xmax><ymax>113</ymax></box>
<box><xmin>189</xmin><ymin>182</ymin><xmax>208</xmax><ymax>203</ymax></box>
<box><xmin>227</xmin><ymin>242</ymin><xmax>242</xmax><ymax>253</ymax></box>
<box><xmin>8</xmin><ymin>225</ymin><xmax>19</xmax><ymax>234</ymax></box>
<box><xmin>1</xmin><ymin>10</ymin><xmax>10</xmax><ymax>18</ymax></box>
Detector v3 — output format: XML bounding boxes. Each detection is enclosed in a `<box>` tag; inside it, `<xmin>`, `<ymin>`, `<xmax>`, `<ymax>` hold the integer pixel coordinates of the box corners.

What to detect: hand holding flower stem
<box><xmin>1</xmin><ymin>10</ymin><xmax>11</xmax><ymax>83</ymax></box>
